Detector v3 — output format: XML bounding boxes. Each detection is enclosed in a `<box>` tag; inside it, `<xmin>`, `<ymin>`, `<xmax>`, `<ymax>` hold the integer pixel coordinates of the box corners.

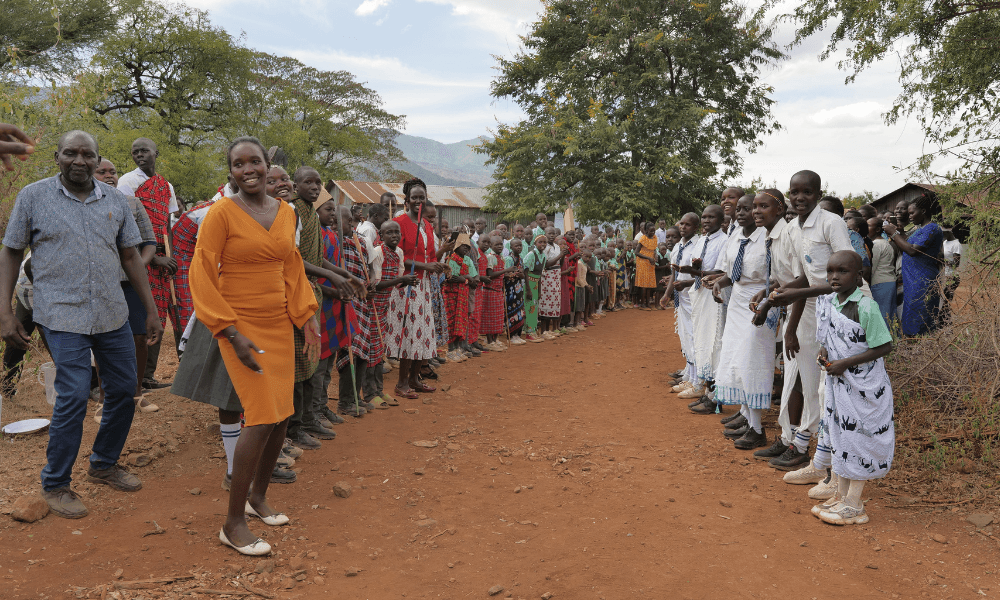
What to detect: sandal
<box><xmin>412</xmin><ymin>382</ymin><xmax>436</xmax><ymax>393</ymax></box>
<box><xmin>394</xmin><ymin>386</ymin><xmax>419</xmax><ymax>400</ymax></box>
<box><xmin>419</xmin><ymin>367</ymin><xmax>439</xmax><ymax>380</ymax></box>
<box><xmin>135</xmin><ymin>396</ymin><xmax>159</xmax><ymax>413</ymax></box>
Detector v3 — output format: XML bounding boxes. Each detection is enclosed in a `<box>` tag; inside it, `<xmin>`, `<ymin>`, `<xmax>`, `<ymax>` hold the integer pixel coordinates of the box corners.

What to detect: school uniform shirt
<box><xmin>673</xmin><ymin>235</ymin><xmax>700</xmax><ymax>283</ymax></box>
<box><xmin>356</xmin><ymin>219</ymin><xmax>379</xmax><ymax>260</ymax></box>
<box><xmin>689</xmin><ymin>229</ymin><xmax>728</xmax><ymax>278</ymax></box>
<box><xmin>870</xmin><ymin>237</ymin><xmax>897</xmax><ymax>286</ymax></box>
<box><xmin>789</xmin><ymin>205</ymin><xmax>855</xmax><ymax>287</ymax></box>
<box><xmin>770</xmin><ymin>218</ymin><xmax>800</xmax><ymax>287</ymax></box>
<box><xmin>655</xmin><ymin>228</ymin><xmax>667</xmax><ymax>244</ymax></box>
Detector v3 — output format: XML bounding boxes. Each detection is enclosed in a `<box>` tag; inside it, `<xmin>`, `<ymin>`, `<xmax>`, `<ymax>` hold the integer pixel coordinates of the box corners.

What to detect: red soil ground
<box><xmin>1</xmin><ymin>308</ymin><xmax>998</xmax><ymax>599</ymax></box>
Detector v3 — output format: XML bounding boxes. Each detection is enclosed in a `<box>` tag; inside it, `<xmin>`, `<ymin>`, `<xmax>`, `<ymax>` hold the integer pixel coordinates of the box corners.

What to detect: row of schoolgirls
<box><xmin>662</xmin><ymin>171</ymin><xmax>897</xmax><ymax>527</ymax></box>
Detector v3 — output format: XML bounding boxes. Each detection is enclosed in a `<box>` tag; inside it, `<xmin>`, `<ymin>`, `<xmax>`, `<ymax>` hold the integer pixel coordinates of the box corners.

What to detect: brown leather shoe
<box><xmin>87</xmin><ymin>465</ymin><xmax>142</xmax><ymax>492</ymax></box>
<box><xmin>41</xmin><ymin>487</ymin><xmax>89</xmax><ymax>519</ymax></box>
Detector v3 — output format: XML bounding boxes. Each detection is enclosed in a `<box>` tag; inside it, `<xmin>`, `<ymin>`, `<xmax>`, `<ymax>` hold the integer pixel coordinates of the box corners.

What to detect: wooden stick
<box><xmin>241</xmin><ymin>581</ymin><xmax>276</xmax><ymax>599</ymax></box>
<box><xmin>182</xmin><ymin>588</ymin><xmax>251</xmax><ymax>596</ymax></box>
<box><xmin>116</xmin><ymin>575</ymin><xmax>194</xmax><ymax>590</ymax></box>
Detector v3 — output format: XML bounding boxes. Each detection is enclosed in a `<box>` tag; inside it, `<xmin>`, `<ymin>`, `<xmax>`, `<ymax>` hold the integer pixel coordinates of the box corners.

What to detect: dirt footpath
<box><xmin>1</xmin><ymin>308</ymin><xmax>998</xmax><ymax>599</ymax></box>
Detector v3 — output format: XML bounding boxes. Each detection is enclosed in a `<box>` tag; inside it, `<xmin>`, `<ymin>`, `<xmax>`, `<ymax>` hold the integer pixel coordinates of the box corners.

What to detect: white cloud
<box><xmin>286</xmin><ymin>48</ymin><xmax>490</xmax><ymax>89</ymax></box>
<box><xmin>810</xmin><ymin>101</ymin><xmax>884</xmax><ymax>128</ymax></box>
<box><xmin>416</xmin><ymin>0</ymin><xmax>541</xmax><ymax>44</ymax></box>
<box><xmin>355</xmin><ymin>0</ymin><xmax>392</xmax><ymax>16</ymax></box>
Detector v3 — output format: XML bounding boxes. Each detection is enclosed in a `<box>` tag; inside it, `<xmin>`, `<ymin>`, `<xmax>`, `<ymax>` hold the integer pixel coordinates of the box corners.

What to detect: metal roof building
<box><xmin>328</xmin><ymin>180</ymin><xmax>502</xmax><ymax>231</ymax></box>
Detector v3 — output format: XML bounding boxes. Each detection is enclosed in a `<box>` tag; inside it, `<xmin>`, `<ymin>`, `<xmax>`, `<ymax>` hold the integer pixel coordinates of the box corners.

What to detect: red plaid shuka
<box><xmin>336</xmin><ymin>235</ymin><xmax>378</xmax><ymax>370</ymax></box>
<box><xmin>171</xmin><ymin>199</ymin><xmax>214</xmax><ymax>331</ymax></box>
<box><xmin>468</xmin><ymin>253</ymin><xmax>489</xmax><ymax>341</ymax></box>
<box><xmin>134</xmin><ymin>174</ymin><xmax>174</xmax><ymax>329</ymax></box>
<box><xmin>372</xmin><ymin>242</ymin><xmax>401</xmax><ymax>348</ymax></box>
<box><xmin>320</xmin><ymin>228</ymin><xmax>358</xmax><ymax>360</ymax></box>
<box><xmin>481</xmin><ymin>252</ymin><xmax>505</xmax><ymax>335</ymax></box>
<box><xmin>443</xmin><ymin>253</ymin><xmax>470</xmax><ymax>343</ymax></box>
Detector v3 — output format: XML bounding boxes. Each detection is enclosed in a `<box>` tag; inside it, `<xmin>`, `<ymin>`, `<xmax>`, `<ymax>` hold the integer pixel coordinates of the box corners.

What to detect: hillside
<box><xmin>394</xmin><ymin>133</ymin><xmax>494</xmax><ymax>187</ymax></box>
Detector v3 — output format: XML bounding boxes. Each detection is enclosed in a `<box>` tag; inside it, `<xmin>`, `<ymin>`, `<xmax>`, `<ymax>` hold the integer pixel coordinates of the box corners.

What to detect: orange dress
<box><xmin>635</xmin><ymin>234</ymin><xmax>658</xmax><ymax>288</ymax></box>
<box><xmin>189</xmin><ymin>197</ymin><xmax>319</xmax><ymax>426</ymax></box>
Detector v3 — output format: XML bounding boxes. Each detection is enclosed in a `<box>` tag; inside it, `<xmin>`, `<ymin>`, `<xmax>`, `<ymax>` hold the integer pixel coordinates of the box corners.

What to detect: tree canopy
<box><xmin>478</xmin><ymin>0</ymin><xmax>785</xmax><ymax>224</ymax></box>
<box><xmin>1</xmin><ymin>0</ymin><xmax>407</xmax><ymax>208</ymax></box>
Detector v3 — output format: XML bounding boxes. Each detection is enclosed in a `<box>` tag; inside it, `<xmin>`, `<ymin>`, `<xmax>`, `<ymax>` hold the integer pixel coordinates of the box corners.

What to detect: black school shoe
<box><xmin>734</xmin><ymin>427</ymin><xmax>768</xmax><ymax>450</ymax></box>
<box><xmin>270</xmin><ymin>467</ymin><xmax>297</xmax><ymax>484</ymax></box>
<box><xmin>721</xmin><ymin>412</ymin><xmax>742</xmax><ymax>425</ymax></box>
<box><xmin>290</xmin><ymin>430</ymin><xmax>322</xmax><ymax>450</ymax></box>
<box><xmin>141</xmin><ymin>378</ymin><xmax>171</xmax><ymax>390</ymax></box>
<box><xmin>689</xmin><ymin>398</ymin><xmax>718</xmax><ymax>415</ymax></box>
<box><xmin>769</xmin><ymin>446</ymin><xmax>810</xmax><ymax>471</ymax></box>
<box><xmin>724</xmin><ymin>424</ymin><xmax>749</xmax><ymax>439</ymax></box>
<box><xmin>724</xmin><ymin>414</ymin><xmax>748</xmax><ymax>430</ymax></box>
<box><xmin>754</xmin><ymin>438</ymin><xmax>788</xmax><ymax>461</ymax></box>
<box><xmin>321</xmin><ymin>407</ymin><xmax>345</xmax><ymax>425</ymax></box>
<box><xmin>303</xmin><ymin>423</ymin><xmax>336</xmax><ymax>440</ymax></box>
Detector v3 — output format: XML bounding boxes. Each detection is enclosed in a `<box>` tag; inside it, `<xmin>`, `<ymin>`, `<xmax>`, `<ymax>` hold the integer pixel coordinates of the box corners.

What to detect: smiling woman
<box><xmin>189</xmin><ymin>136</ymin><xmax>321</xmax><ymax>556</ymax></box>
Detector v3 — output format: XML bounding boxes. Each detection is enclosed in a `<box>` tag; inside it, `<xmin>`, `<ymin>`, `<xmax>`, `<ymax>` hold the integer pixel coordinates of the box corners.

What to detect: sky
<box><xmin>185</xmin><ymin>0</ymin><xmax>943</xmax><ymax>197</ymax></box>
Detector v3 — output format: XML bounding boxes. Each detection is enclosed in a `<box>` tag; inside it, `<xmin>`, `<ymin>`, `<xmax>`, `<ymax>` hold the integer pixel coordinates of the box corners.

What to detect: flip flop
<box><xmin>394</xmin><ymin>386</ymin><xmax>419</xmax><ymax>400</ymax></box>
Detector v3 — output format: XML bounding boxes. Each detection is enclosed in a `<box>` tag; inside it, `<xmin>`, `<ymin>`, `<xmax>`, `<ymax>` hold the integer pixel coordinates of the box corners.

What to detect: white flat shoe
<box><xmin>219</xmin><ymin>528</ymin><xmax>271</xmax><ymax>556</ymax></box>
<box><xmin>245</xmin><ymin>501</ymin><xmax>290</xmax><ymax>526</ymax></box>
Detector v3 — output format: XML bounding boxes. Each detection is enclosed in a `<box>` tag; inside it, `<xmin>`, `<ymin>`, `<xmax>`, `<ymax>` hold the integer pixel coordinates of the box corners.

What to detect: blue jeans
<box><xmin>39</xmin><ymin>322</ymin><xmax>136</xmax><ymax>491</ymax></box>
<box><xmin>870</xmin><ymin>282</ymin><xmax>897</xmax><ymax>328</ymax></box>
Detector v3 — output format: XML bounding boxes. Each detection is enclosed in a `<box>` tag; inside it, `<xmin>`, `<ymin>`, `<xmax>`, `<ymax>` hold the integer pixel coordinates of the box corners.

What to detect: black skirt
<box><xmin>170</xmin><ymin>319</ymin><xmax>242</xmax><ymax>412</ymax></box>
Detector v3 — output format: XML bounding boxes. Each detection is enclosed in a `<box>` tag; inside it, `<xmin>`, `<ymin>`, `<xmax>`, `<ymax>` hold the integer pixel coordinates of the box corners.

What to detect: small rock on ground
<box><xmin>11</xmin><ymin>496</ymin><xmax>49</xmax><ymax>523</ymax></box>
<box><xmin>412</xmin><ymin>440</ymin><xmax>438</xmax><ymax>448</ymax></box>
<box><xmin>967</xmin><ymin>513</ymin><xmax>994</xmax><ymax>528</ymax></box>
<box><xmin>415</xmin><ymin>518</ymin><xmax>437</xmax><ymax>528</ymax></box>
<box><xmin>188</xmin><ymin>488</ymin><xmax>201</xmax><ymax>496</ymax></box>
<box><xmin>488</xmin><ymin>585</ymin><xmax>504</xmax><ymax>596</ymax></box>
<box><xmin>930</xmin><ymin>533</ymin><xmax>948</xmax><ymax>544</ymax></box>
<box><xmin>333</xmin><ymin>482</ymin><xmax>353</xmax><ymax>498</ymax></box>
<box><xmin>345</xmin><ymin>567</ymin><xmax>359</xmax><ymax>577</ymax></box>
<box><xmin>254</xmin><ymin>559</ymin><xmax>275</xmax><ymax>574</ymax></box>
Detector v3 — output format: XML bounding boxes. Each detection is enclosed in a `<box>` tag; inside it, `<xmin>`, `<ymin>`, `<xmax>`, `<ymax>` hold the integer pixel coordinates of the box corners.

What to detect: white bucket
<box><xmin>37</xmin><ymin>362</ymin><xmax>57</xmax><ymax>406</ymax></box>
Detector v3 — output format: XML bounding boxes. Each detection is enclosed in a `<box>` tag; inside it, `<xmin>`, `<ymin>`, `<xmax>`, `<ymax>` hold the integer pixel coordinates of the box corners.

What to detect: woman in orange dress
<box><xmin>635</xmin><ymin>222</ymin><xmax>658</xmax><ymax>308</ymax></box>
<box><xmin>190</xmin><ymin>137</ymin><xmax>321</xmax><ymax>556</ymax></box>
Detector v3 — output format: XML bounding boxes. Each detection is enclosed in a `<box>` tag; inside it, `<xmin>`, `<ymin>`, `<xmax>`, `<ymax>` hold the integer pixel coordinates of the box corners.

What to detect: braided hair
<box><xmin>403</xmin><ymin>177</ymin><xmax>427</xmax><ymax>199</ymax></box>
<box><xmin>758</xmin><ymin>188</ymin><xmax>786</xmax><ymax>209</ymax></box>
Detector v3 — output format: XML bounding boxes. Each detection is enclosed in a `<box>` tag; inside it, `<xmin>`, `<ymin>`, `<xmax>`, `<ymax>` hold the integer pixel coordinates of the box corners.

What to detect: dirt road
<box><xmin>1</xmin><ymin>308</ymin><xmax>997</xmax><ymax>599</ymax></box>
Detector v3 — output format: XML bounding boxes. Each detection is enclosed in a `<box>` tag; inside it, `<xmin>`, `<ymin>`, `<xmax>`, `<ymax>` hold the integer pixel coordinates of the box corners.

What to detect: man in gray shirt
<box><xmin>0</xmin><ymin>130</ymin><xmax>162</xmax><ymax>519</ymax></box>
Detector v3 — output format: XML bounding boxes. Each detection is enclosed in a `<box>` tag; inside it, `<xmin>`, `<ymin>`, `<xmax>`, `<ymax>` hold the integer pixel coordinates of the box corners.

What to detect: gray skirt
<box><xmin>170</xmin><ymin>319</ymin><xmax>242</xmax><ymax>413</ymax></box>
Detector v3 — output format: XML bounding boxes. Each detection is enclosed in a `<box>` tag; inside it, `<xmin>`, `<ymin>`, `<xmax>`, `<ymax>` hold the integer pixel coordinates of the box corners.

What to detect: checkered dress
<box><xmin>443</xmin><ymin>254</ymin><xmax>470</xmax><ymax>342</ymax></box>
<box><xmin>171</xmin><ymin>200</ymin><xmax>215</xmax><ymax>331</ymax></box>
<box><xmin>372</xmin><ymin>243</ymin><xmax>401</xmax><ymax>349</ymax></box>
<box><xmin>319</xmin><ymin>228</ymin><xmax>358</xmax><ymax>360</ymax></box>
<box><xmin>468</xmin><ymin>253</ymin><xmax>489</xmax><ymax>340</ymax></box>
<box><xmin>134</xmin><ymin>174</ymin><xmax>173</xmax><ymax>329</ymax></box>
<box><xmin>481</xmin><ymin>252</ymin><xmax>505</xmax><ymax>335</ymax></box>
<box><xmin>336</xmin><ymin>236</ymin><xmax>376</xmax><ymax>369</ymax></box>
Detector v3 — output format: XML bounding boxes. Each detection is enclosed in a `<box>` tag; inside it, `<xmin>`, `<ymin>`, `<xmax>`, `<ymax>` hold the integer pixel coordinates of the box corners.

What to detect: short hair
<box><xmin>820</xmin><ymin>196</ymin><xmax>845</xmax><ymax>217</ymax></box>
<box><xmin>293</xmin><ymin>165</ymin><xmax>320</xmax><ymax>183</ymax></box>
<box><xmin>368</xmin><ymin>203</ymin><xmax>389</xmax><ymax>220</ymax></box>
<box><xmin>227</xmin><ymin>136</ymin><xmax>268</xmax><ymax>169</ymax></box>
<box><xmin>757</xmin><ymin>188</ymin><xmax>786</xmax><ymax>209</ymax></box>
<box><xmin>791</xmin><ymin>170</ymin><xmax>822</xmax><ymax>191</ymax></box>
<box><xmin>402</xmin><ymin>178</ymin><xmax>427</xmax><ymax>198</ymax></box>
<box><xmin>58</xmin><ymin>130</ymin><xmax>99</xmax><ymax>154</ymax></box>
<box><xmin>858</xmin><ymin>204</ymin><xmax>877</xmax><ymax>218</ymax></box>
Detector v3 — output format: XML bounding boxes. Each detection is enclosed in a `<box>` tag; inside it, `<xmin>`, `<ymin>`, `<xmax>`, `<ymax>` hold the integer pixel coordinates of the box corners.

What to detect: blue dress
<box><xmin>901</xmin><ymin>222</ymin><xmax>943</xmax><ymax>336</ymax></box>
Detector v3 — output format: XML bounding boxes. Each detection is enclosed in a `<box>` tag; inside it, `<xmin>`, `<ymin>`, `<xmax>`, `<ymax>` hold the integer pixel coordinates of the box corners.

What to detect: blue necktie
<box><xmin>730</xmin><ymin>238</ymin><xmax>751</xmax><ymax>282</ymax></box>
<box><xmin>764</xmin><ymin>238</ymin><xmax>773</xmax><ymax>296</ymax></box>
<box><xmin>694</xmin><ymin>238</ymin><xmax>710</xmax><ymax>290</ymax></box>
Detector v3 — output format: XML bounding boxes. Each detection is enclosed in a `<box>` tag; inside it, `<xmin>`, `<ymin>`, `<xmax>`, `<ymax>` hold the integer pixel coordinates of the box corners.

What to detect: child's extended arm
<box><xmin>376</xmin><ymin>273</ymin><xmax>418</xmax><ymax>291</ymax></box>
<box><xmin>820</xmin><ymin>343</ymin><xmax>892</xmax><ymax>377</ymax></box>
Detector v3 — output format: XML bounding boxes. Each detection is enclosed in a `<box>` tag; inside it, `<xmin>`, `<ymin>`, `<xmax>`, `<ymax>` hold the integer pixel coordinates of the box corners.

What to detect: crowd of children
<box><xmin>663</xmin><ymin>171</ymin><xmax>896</xmax><ymax>527</ymax></box>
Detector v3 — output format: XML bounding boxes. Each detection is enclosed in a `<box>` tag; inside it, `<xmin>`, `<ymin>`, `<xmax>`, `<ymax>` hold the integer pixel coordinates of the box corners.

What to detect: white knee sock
<box><xmin>812</xmin><ymin>439</ymin><xmax>832</xmax><ymax>469</ymax></box>
<box><xmin>220</xmin><ymin>423</ymin><xmax>241</xmax><ymax>476</ymax></box>
<box><xmin>846</xmin><ymin>479</ymin><xmax>865</xmax><ymax>509</ymax></box>
<box><xmin>745</xmin><ymin>407</ymin><xmax>763</xmax><ymax>433</ymax></box>
<box><xmin>792</xmin><ymin>430</ymin><xmax>812</xmax><ymax>453</ymax></box>
<box><xmin>837</xmin><ymin>472</ymin><xmax>850</xmax><ymax>501</ymax></box>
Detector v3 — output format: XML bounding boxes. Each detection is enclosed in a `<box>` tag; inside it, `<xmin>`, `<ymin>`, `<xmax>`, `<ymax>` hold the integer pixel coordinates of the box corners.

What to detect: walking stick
<box><xmin>162</xmin><ymin>226</ymin><xmax>183</xmax><ymax>350</ymax></box>
<box><xmin>334</xmin><ymin>208</ymin><xmax>362</xmax><ymax>411</ymax></box>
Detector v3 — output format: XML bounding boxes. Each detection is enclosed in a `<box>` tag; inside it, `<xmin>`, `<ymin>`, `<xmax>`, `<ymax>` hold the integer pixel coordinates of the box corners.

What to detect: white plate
<box><xmin>2</xmin><ymin>418</ymin><xmax>50</xmax><ymax>435</ymax></box>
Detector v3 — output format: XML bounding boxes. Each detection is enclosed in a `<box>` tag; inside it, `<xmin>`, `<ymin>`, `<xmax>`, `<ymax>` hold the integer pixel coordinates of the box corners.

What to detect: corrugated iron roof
<box><xmin>331</xmin><ymin>181</ymin><xmax>487</xmax><ymax>209</ymax></box>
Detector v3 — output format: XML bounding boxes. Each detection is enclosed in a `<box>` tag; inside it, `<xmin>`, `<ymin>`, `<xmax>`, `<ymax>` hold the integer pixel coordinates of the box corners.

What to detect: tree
<box><xmin>478</xmin><ymin>0</ymin><xmax>784</xmax><ymax>224</ymax></box>
<box><xmin>791</xmin><ymin>0</ymin><xmax>1000</xmax><ymax>182</ymax></box>
<box><xmin>0</xmin><ymin>0</ymin><xmax>117</xmax><ymax>81</ymax></box>
<box><xmin>234</xmin><ymin>53</ymin><xmax>407</xmax><ymax>182</ymax></box>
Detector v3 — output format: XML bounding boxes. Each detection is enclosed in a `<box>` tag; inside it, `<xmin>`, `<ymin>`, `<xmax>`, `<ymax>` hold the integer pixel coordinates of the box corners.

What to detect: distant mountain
<box><xmin>394</xmin><ymin>134</ymin><xmax>494</xmax><ymax>188</ymax></box>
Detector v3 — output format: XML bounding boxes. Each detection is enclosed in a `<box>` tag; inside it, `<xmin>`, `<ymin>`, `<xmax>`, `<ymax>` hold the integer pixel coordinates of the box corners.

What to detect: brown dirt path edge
<box><xmin>1</xmin><ymin>309</ymin><xmax>999</xmax><ymax>599</ymax></box>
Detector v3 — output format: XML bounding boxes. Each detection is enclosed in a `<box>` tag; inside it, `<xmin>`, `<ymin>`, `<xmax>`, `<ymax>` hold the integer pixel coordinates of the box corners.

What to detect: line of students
<box><xmin>665</xmin><ymin>171</ymin><xmax>895</xmax><ymax>526</ymax></box>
